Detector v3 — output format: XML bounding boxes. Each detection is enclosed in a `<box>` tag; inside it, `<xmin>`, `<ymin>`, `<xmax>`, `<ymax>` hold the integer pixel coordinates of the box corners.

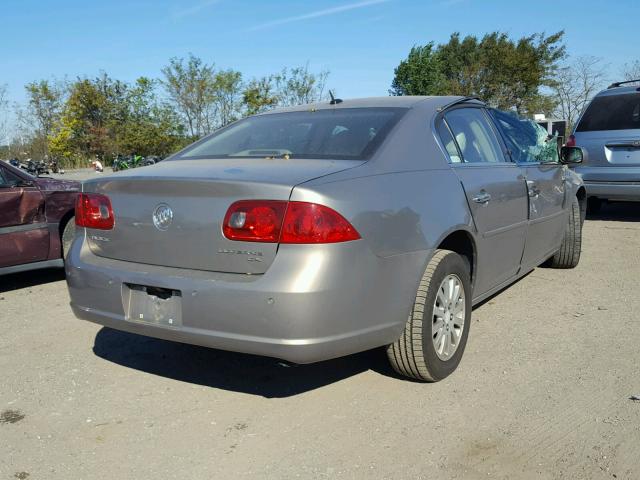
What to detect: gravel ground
<box><xmin>1</xmin><ymin>202</ymin><xmax>640</xmax><ymax>480</ymax></box>
<box><xmin>48</xmin><ymin>168</ymin><xmax>111</xmax><ymax>182</ymax></box>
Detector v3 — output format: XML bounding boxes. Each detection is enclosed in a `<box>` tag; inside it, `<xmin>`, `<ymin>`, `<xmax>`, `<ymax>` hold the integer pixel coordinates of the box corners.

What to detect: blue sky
<box><xmin>1</xmin><ymin>0</ymin><xmax>638</xmax><ymax>108</ymax></box>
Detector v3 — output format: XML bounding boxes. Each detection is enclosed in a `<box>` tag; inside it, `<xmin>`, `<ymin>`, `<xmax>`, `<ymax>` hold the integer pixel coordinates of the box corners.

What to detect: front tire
<box><xmin>548</xmin><ymin>197</ymin><xmax>581</xmax><ymax>269</ymax></box>
<box><xmin>387</xmin><ymin>249</ymin><xmax>472</xmax><ymax>382</ymax></box>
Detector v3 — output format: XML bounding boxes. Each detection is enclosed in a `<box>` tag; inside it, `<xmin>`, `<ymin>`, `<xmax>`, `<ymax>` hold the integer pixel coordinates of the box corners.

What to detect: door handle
<box><xmin>527</xmin><ymin>180</ymin><xmax>540</xmax><ymax>198</ymax></box>
<box><xmin>472</xmin><ymin>191</ymin><xmax>491</xmax><ymax>204</ymax></box>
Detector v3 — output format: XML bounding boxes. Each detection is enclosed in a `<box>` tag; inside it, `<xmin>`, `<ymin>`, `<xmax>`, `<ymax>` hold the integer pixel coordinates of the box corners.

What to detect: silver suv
<box><xmin>570</xmin><ymin>80</ymin><xmax>640</xmax><ymax>212</ymax></box>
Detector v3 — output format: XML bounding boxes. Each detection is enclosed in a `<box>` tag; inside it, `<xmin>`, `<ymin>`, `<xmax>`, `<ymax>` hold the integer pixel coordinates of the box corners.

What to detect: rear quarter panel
<box><xmin>292</xmin><ymin>168</ymin><xmax>475</xmax><ymax>326</ymax></box>
<box><xmin>36</xmin><ymin>178</ymin><xmax>80</xmax><ymax>260</ymax></box>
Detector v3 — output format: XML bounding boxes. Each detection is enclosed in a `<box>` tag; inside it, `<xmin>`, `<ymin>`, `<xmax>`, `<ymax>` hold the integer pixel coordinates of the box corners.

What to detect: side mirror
<box><xmin>560</xmin><ymin>146</ymin><xmax>584</xmax><ymax>165</ymax></box>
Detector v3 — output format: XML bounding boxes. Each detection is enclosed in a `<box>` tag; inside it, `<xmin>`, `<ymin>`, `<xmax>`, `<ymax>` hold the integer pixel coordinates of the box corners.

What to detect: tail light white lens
<box><xmin>75</xmin><ymin>193</ymin><xmax>115</xmax><ymax>230</ymax></box>
<box><xmin>223</xmin><ymin>200</ymin><xmax>360</xmax><ymax>244</ymax></box>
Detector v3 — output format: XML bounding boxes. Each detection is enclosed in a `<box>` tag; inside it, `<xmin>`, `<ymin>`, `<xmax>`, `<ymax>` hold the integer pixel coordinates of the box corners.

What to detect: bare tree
<box><xmin>621</xmin><ymin>60</ymin><xmax>640</xmax><ymax>82</ymax></box>
<box><xmin>24</xmin><ymin>80</ymin><xmax>65</xmax><ymax>155</ymax></box>
<box><xmin>552</xmin><ymin>56</ymin><xmax>608</xmax><ymax>132</ymax></box>
<box><xmin>273</xmin><ymin>63</ymin><xmax>329</xmax><ymax>107</ymax></box>
<box><xmin>0</xmin><ymin>84</ymin><xmax>8</xmax><ymax>146</ymax></box>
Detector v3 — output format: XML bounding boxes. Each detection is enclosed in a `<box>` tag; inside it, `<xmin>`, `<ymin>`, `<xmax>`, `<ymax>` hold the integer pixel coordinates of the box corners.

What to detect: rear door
<box><xmin>0</xmin><ymin>164</ymin><xmax>49</xmax><ymax>267</ymax></box>
<box><xmin>490</xmin><ymin>110</ymin><xmax>567</xmax><ymax>268</ymax></box>
<box><xmin>439</xmin><ymin>108</ymin><xmax>528</xmax><ymax>296</ymax></box>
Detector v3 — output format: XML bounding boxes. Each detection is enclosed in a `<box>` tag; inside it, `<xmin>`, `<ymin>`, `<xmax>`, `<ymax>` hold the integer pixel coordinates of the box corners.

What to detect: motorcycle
<box><xmin>23</xmin><ymin>159</ymin><xmax>50</xmax><ymax>176</ymax></box>
<box><xmin>112</xmin><ymin>154</ymin><xmax>160</xmax><ymax>171</ymax></box>
<box><xmin>49</xmin><ymin>160</ymin><xmax>64</xmax><ymax>174</ymax></box>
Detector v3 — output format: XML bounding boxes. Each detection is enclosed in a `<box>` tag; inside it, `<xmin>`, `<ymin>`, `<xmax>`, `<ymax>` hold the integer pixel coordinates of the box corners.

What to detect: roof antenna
<box><xmin>329</xmin><ymin>90</ymin><xmax>343</xmax><ymax>105</ymax></box>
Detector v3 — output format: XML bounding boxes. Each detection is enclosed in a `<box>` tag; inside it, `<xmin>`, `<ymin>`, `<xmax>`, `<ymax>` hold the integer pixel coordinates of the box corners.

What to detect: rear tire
<box><xmin>387</xmin><ymin>249</ymin><xmax>472</xmax><ymax>382</ymax></box>
<box><xmin>61</xmin><ymin>218</ymin><xmax>76</xmax><ymax>260</ymax></box>
<box><xmin>548</xmin><ymin>197</ymin><xmax>581</xmax><ymax>269</ymax></box>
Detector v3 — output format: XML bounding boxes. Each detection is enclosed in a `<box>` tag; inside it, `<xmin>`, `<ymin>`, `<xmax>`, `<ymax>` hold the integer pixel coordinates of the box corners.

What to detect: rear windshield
<box><xmin>174</xmin><ymin>108</ymin><xmax>406</xmax><ymax>160</ymax></box>
<box><xmin>576</xmin><ymin>93</ymin><xmax>640</xmax><ymax>132</ymax></box>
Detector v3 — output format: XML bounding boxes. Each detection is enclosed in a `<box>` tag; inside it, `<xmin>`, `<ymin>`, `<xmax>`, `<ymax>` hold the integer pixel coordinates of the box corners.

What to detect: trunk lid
<box><xmin>575</xmin><ymin>130</ymin><xmax>640</xmax><ymax>167</ymax></box>
<box><xmin>83</xmin><ymin>158</ymin><xmax>362</xmax><ymax>274</ymax></box>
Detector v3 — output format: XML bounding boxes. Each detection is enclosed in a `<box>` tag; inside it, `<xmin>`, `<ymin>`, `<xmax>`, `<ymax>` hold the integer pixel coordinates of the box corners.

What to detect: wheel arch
<box><xmin>58</xmin><ymin>208</ymin><xmax>75</xmax><ymax>254</ymax></box>
<box><xmin>576</xmin><ymin>186</ymin><xmax>587</xmax><ymax>223</ymax></box>
<box><xmin>435</xmin><ymin>228</ymin><xmax>477</xmax><ymax>289</ymax></box>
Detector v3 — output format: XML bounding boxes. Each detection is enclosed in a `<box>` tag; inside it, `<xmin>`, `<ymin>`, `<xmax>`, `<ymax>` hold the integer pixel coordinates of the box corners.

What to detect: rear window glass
<box><xmin>576</xmin><ymin>93</ymin><xmax>640</xmax><ymax>132</ymax></box>
<box><xmin>175</xmin><ymin>108</ymin><xmax>406</xmax><ymax>161</ymax></box>
<box><xmin>0</xmin><ymin>165</ymin><xmax>22</xmax><ymax>186</ymax></box>
<box><xmin>444</xmin><ymin>108</ymin><xmax>504</xmax><ymax>163</ymax></box>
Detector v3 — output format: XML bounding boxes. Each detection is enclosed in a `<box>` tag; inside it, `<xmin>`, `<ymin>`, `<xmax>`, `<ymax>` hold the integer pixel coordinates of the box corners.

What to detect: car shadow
<box><xmin>92</xmin><ymin>328</ymin><xmax>404</xmax><ymax>398</ymax></box>
<box><xmin>586</xmin><ymin>202</ymin><xmax>640</xmax><ymax>222</ymax></box>
<box><xmin>0</xmin><ymin>268</ymin><xmax>66</xmax><ymax>293</ymax></box>
<box><xmin>92</xmin><ymin>270</ymin><xmax>538</xmax><ymax>397</ymax></box>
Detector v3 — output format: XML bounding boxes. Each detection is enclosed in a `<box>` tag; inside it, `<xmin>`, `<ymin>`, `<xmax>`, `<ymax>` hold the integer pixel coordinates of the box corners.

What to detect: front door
<box><xmin>439</xmin><ymin>108</ymin><xmax>529</xmax><ymax>296</ymax></box>
<box><xmin>521</xmin><ymin>164</ymin><xmax>566</xmax><ymax>267</ymax></box>
<box><xmin>0</xmin><ymin>165</ymin><xmax>48</xmax><ymax>267</ymax></box>
<box><xmin>489</xmin><ymin>109</ymin><xmax>567</xmax><ymax>269</ymax></box>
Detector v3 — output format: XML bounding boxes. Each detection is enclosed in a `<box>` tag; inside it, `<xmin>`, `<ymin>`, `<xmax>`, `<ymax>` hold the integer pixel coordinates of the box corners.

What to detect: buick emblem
<box><xmin>633</xmin><ymin>140</ymin><xmax>640</xmax><ymax>147</ymax></box>
<box><xmin>152</xmin><ymin>204</ymin><xmax>173</xmax><ymax>231</ymax></box>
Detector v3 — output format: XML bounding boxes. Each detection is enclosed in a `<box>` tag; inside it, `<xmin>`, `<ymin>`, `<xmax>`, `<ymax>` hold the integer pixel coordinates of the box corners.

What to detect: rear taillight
<box><xmin>281</xmin><ymin>202</ymin><xmax>360</xmax><ymax>243</ymax></box>
<box><xmin>566</xmin><ymin>134</ymin><xmax>576</xmax><ymax>147</ymax></box>
<box><xmin>223</xmin><ymin>200</ymin><xmax>360</xmax><ymax>244</ymax></box>
<box><xmin>75</xmin><ymin>193</ymin><xmax>115</xmax><ymax>230</ymax></box>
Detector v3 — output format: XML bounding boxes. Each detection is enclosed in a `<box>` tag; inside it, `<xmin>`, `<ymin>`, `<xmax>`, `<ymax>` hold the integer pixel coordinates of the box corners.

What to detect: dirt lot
<box><xmin>1</xmin><ymin>203</ymin><xmax>639</xmax><ymax>480</ymax></box>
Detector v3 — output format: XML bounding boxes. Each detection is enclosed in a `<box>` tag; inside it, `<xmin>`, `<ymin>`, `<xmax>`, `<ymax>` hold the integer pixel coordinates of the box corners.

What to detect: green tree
<box><xmin>49</xmin><ymin>74</ymin><xmax>127</xmax><ymax>161</ymax></box>
<box><xmin>114</xmin><ymin>77</ymin><xmax>185</xmax><ymax>156</ymax></box>
<box><xmin>242</xmin><ymin>76</ymin><xmax>278</xmax><ymax>115</ymax></box>
<box><xmin>49</xmin><ymin>75</ymin><xmax>187</xmax><ymax>163</ymax></box>
<box><xmin>161</xmin><ymin>54</ymin><xmax>216</xmax><ymax>137</ymax></box>
<box><xmin>390</xmin><ymin>43</ymin><xmax>445</xmax><ymax>96</ymax></box>
<box><xmin>210</xmin><ymin>69</ymin><xmax>243</xmax><ymax>128</ymax></box>
<box><xmin>391</xmin><ymin>31</ymin><xmax>566</xmax><ymax>115</ymax></box>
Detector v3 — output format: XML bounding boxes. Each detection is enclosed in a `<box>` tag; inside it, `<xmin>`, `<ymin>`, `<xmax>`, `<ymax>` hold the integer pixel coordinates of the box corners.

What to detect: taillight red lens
<box><xmin>223</xmin><ymin>200</ymin><xmax>360</xmax><ymax>244</ymax></box>
<box><xmin>281</xmin><ymin>202</ymin><xmax>360</xmax><ymax>244</ymax></box>
<box><xmin>75</xmin><ymin>193</ymin><xmax>115</xmax><ymax>230</ymax></box>
<box><xmin>223</xmin><ymin>200</ymin><xmax>288</xmax><ymax>242</ymax></box>
<box><xmin>566</xmin><ymin>134</ymin><xmax>576</xmax><ymax>147</ymax></box>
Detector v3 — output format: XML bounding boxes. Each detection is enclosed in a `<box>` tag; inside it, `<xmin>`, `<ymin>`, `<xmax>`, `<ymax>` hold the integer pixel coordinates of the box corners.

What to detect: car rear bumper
<box><xmin>583</xmin><ymin>181</ymin><xmax>640</xmax><ymax>200</ymax></box>
<box><xmin>572</xmin><ymin>166</ymin><xmax>640</xmax><ymax>200</ymax></box>
<box><xmin>66</xmin><ymin>236</ymin><xmax>428</xmax><ymax>363</ymax></box>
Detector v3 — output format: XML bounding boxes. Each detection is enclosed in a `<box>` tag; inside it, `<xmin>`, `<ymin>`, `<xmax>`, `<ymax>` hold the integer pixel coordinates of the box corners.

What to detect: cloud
<box><xmin>171</xmin><ymin>0</ymin><xmax>221</xmax><ymax>20</ymax></box>
<box><xmin>246</xmin><ymin>0</ymin><xmax>391</xmax><ymax>32</ymax></box>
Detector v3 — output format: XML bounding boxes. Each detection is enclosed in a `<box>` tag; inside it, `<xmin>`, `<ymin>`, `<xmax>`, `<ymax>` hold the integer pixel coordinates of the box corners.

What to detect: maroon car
<box><xmin>0</xmin><ymin>160</ymin><xmax>79</xmax><ymax>275</ymax></box>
